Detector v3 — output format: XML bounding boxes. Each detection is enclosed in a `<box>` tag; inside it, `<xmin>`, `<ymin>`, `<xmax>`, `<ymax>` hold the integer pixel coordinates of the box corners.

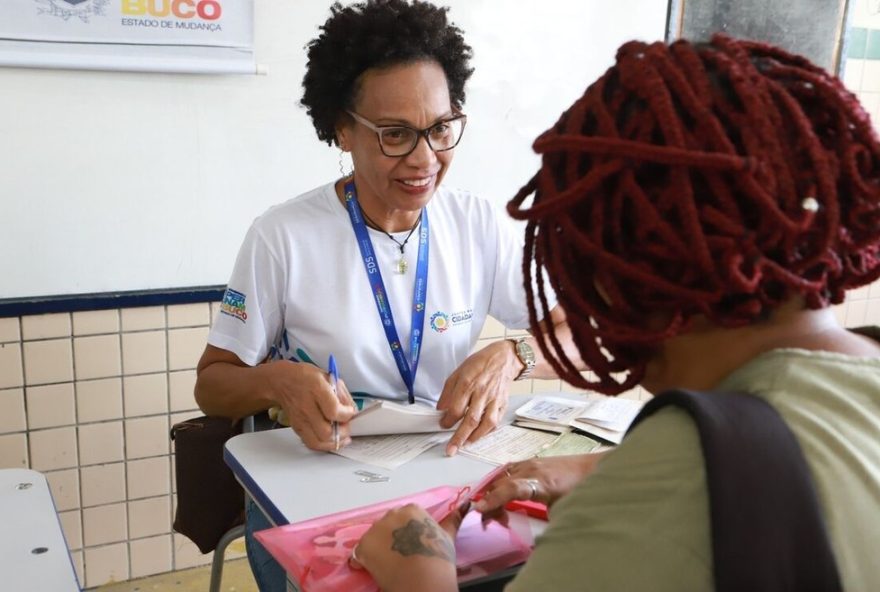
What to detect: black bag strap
<box><xmin>627</xmin><ymin>389</ymin><xmax>842</xmax><ymax>592</ymax></box>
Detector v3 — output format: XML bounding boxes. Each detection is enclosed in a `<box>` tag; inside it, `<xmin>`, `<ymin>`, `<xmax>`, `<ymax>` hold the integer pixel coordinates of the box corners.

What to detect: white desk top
<box><xmin>226</xmin><ymin>427</ymin><xmax>503</xmax><ymax>526</ymax></box>
<box><xmin>224</xmin><ymin>394</ymin><xmax>544</xmax><ymax>526</ymax></box>
<box><xmin>0</xmin><ymin>469</ymin><xmax>80</xmax><ymax>591</ymax></box>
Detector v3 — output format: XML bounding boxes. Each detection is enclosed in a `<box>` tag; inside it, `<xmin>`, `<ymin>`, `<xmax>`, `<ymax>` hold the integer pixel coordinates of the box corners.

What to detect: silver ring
<box><xmin>351</xmin><ymin>544</ymin><xmax>361</xmax><ymax>563</ymax></box>
<box><xmin>526</xmin><ymin>479</ymin><xmax>539</xmax><ymax>500</ymax></box>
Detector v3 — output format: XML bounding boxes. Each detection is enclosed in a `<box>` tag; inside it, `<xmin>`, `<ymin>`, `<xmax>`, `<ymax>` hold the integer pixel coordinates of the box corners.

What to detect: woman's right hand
<box><xmin>263</xmin><ymin>359</ymin><xmax>357</xmax><ymax>451</ymax></box>
<box><xmin>472</xmin><ymin>452</ymin><xmax>608</xmax><ymax>516</ymax></box>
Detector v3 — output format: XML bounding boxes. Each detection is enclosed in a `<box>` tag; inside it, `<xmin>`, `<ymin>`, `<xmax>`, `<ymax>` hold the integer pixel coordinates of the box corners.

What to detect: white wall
<box><xmin>0</xmin><ymin>0</ymin><xmax>668</xmax><ymax>300</ymax></box>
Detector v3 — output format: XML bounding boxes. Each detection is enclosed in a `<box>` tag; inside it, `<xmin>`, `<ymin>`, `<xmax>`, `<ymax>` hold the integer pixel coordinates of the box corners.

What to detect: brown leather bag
<box><xmin>170</xmin><ymin>416</ymin><xmax>244</xmax><ymax>554</ymax></box>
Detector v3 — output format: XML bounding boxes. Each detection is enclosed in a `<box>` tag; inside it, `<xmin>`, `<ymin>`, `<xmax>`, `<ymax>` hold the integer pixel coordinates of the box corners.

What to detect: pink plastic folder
<box><xmin>254</xmin><ymin>467</ymin><xmax>532</xmax><ymax>592</ymax></box>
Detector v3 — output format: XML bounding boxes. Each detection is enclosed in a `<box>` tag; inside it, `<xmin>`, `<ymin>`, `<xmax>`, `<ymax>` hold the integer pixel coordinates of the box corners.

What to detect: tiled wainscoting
<box><xmin>0</xmin><ymin>300</ymin><xmax>643</xmax><ymax>589</ymax></box>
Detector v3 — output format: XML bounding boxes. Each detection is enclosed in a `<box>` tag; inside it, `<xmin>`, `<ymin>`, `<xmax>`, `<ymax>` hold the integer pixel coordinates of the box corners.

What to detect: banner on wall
<box><xmin>0</xmin><ymin>0</ymin><xmax>256</xmax><ymax>74</ymax></box>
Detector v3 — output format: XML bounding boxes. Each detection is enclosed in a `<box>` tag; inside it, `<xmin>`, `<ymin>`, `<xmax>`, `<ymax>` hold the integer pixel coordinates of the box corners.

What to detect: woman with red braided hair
<box><xmin>349</xmin><ymin>34</ymin><xmax>880</xmax><ymax>590</ymax></box>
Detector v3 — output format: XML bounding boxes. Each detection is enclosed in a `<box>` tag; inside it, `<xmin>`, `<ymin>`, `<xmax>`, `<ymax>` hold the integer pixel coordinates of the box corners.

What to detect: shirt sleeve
<box><xmin>207</xmin><ymin>221</ymin><xmax>286</xmax><ymax>366</ymax></box>
<box><xmin>505</xmin><ymin>407</ymin><xmax>713</xmax><ymax>592</ymax></box>
<box><xmin>487</xmin><ymin>207</ymin><xmax>558</xmax><ymax>330</ymax></box>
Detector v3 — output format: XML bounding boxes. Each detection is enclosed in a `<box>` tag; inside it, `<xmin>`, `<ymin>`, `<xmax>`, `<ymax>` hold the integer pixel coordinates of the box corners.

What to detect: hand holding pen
<box><xmin>329</xmin><ymin>354</ymin><xmax>342</xmax><ymax>451</ymax></box>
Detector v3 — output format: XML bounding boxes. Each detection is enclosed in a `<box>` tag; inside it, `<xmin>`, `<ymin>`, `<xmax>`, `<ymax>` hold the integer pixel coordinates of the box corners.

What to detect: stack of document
<box><xmin>349</xmin><ymin>400</ymin><xmax>453</xmax><ymax>437</ymax></box>
<box><xmin>513</xmin><ymin>394</ymin><xmax>645</xmax><ymax>444</ymax></box>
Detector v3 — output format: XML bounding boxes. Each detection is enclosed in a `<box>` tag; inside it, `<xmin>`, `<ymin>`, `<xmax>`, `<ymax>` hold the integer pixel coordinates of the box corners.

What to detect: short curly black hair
<box><xmin>301</xmin><ymin>0</ymin><xmax>474</xmax><ymax>146</ymax></box>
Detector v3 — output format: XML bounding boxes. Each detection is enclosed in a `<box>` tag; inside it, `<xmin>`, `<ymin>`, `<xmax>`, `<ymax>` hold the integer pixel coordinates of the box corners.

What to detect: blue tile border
<box><xmin>0</xmin><ymin>286</ymin><xmax>226</xmax><ymax>318</ymax></box>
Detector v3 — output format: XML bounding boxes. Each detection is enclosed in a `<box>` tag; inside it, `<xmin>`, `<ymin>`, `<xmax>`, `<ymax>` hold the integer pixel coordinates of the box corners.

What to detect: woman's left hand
<box><xmin>349</xmin><ymin>503</ymin><xmax>466</xmax><ymax>592</ymax></box>
<box><xmin>436</xmin><ymin>340</ymin><xmax>521</xmax><ymax>456</ymax></box>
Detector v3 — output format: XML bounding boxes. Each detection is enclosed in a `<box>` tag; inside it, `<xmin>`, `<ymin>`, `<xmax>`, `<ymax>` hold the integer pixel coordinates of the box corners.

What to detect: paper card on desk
<box><xmin>515</xmin><ymin>394</ymin><xmax>644</xmax><ymax>445</ymax></box>
<box><xmin>459</xmin><ymin>425</ymin><xmax>560</xmax><ymax>465</ymax></box>
<box><xmin>349</xmin><ymin>400</ymin><xmax>453</xmax><ymax>437</ymax></box>
<box><xmin>332</xmin><ymin>432</ymin><xmax>447</xmax><ymax>470</ymax></box>
<box><xmin>537</xmin><ymin>430</ymin><xmax>602</xmax><ymax>457</ymax></box>
<box><xmin>576</xmin><ymin>397</ymin><xmax>643</xmax><ymax>432</ymax></box>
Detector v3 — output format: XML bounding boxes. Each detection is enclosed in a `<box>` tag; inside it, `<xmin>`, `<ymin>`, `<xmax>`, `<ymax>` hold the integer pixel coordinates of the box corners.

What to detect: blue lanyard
<box><xmin>343</xmin><ymin>180</ymin><xmax>429</xmax><ymax>404</ymax></box>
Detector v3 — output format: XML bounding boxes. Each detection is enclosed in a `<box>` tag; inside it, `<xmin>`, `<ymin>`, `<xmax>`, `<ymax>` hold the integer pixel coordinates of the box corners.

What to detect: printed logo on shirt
<box><xmin>450</xmin><ymin>309</ymin><xmax>474</xmax><ymax>326</ymax></box>
<box><xmin>430</xmin><ymin>309</ymin><xmax>474</xmax><ymax>333</ymax></box>
<box><xmin>430</xmin><ymin>311</ymin><xmax>449</xmax><ymax>333</ymax></box>
<box><xmin>219</xmin><ymin>288</ymin><xmax>247</xmax><ymax>323</ymax></box>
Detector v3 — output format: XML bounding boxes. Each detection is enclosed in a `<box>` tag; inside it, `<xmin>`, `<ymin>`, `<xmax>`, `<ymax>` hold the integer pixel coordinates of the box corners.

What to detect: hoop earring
<box><xmin>338</xmin><ymin>149</ymin><xmax>354</xmax><ymax>179</ymax></box>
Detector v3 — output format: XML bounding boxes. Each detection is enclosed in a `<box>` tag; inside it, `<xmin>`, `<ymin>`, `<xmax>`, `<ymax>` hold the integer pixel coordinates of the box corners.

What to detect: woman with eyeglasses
<box><xmin>194</xmin><ymin>1</ymin><xmax>576</xmax><ymax>589</ymax></box>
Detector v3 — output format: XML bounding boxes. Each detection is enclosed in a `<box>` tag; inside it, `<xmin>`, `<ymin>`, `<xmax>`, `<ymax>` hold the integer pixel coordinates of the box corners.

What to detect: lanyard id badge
<box><xmin>343</xmin><ymin>180</ymin><xmax>429</xmax><ymax>404</ymax></box>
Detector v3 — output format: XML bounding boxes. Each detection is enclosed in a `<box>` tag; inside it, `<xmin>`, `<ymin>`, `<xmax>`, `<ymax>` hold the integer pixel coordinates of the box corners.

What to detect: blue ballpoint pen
<box><xmin>328</xmin><ymin>354</ymin><xmax>340</xmax><ymax>450</ymax></box>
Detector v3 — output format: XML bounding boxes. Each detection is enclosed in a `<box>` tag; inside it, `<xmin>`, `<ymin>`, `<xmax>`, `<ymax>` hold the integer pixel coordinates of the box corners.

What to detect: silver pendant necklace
<box><xmin>358</xmin><ymin>205</ymin><xmax>423</xmax><ymax>275</ymax></box>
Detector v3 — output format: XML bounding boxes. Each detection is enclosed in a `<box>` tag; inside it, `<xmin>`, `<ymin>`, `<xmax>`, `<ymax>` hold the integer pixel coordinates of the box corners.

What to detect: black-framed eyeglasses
<box><xmin>346</xmin><ymin>110</ymin><xmax>467</xmax><ymax>157</ymax></box>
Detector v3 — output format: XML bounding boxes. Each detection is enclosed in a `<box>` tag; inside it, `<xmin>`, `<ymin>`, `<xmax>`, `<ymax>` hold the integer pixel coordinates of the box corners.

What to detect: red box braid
<box><xmin>508</xmin><ymin>34</ymin><xmax>880</xmax><ymax>395</ymax></box>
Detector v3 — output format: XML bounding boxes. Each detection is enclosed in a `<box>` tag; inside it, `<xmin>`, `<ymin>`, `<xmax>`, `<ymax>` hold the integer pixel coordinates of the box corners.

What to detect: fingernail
<box><xmin>447</xmin><ymin>445</ymin><xmax>458</xmax><ymax>457</ymax></box>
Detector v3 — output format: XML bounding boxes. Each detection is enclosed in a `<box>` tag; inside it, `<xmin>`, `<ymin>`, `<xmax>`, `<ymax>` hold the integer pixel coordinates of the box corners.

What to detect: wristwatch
<box><xmin>510</xmin><ymin>337</ymin><xmax>536</xmax><ymax>381</ymax></box>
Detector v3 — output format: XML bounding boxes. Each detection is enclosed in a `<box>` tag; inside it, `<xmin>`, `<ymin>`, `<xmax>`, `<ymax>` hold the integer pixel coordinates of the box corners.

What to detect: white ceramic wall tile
<box><xmin>125</xmin><ymin>416</ymin><xmax>169</xmax><ymax>459</ymax></box>
<box><xmin>26</xmin><ymin>383</ymin><xmax>76</xmax><ymax>429</ymax></box>
<box><xmin>59</xmin><ymin>509</ymin><xmax>83</xmax><ymax>552</ymax></box>
<box><xmin>168</xmin><ymin>370</ymin><xmax>197</xmax><ymax>412</ymax></box>
<box><xmin>127</xmin><ymin>456</ymin><xmax>171</xmax><ymax>499</ymax></box>
<box><xmin>0</xmin><ymin>388</ymin><xmax>26</xmax><ymax>433</ymax></box>
<box><xmin>21</xmin><ymin>313</ymin><xmax>71</xmax><ymax>340</ymax></box>
<box><xmin>509</xmin><ymin>379</ymin><xmax>533</xmax><ymax>395</ymax></box>
<box><xmin>128</xmin><ymin>497</ymin><xmax>171</xmax><ymax>539</ymax></box>
<box><xmin>73</xmin><ymin>335</ymin><xmax>121</xmax><ymax>381</ymax></box>
<box><xmin>505</xmin><ymin>327</ymin><xmax>529</xmax><ymax>338</ymax></box>
<box><xmin>46</xmin><ymin>468</ymin><xmax>80</xmax><ymax>512</ymax></box>
<box><xmin>120</xmin><ymin>306</ymin><xmax>165</xmax><ymax>332</ymax></box>
<box><xmin>72</xmin><ymin>310</ymin><xmax>120</xmax><ymax>336</ymax></box>
<box><xmin>210</xmin><ymin>301</ymin><xmax>221</xmax><ymax>324</ymax></box>
<box><xmin>479</xmin><ymin>316</ymin><xmax>506</xmax><ymax>339</ymax></box>
<box><xmin>173</xmin><ymin>533</ymin><xmax>213</xmax><ymax>569</ymax></box>
<box><xmin>82</xmin><ymin>502</ymin><xmax>128</xmax><ymax>546</ymax></box>
<box><xmin>123</xmin><ymin>373</ymin><xmax>168</xmax><ymax>417</ymax></box>
<box><xmin>846</xmin><ymin>299</ymin><xmax>868</xmax><ymax>327</ymax></box>
<box><xmin>870</xmin><ymin>280</ymin><xmax>880</xmax><ymax>298</ymax></box>
<box><xmin>166</xmin><ymin>303</ymin><xmax>210</xmax><ymax>328</ymax></box>
<box><xmin>76</xmin><ymin>378</ymin><xmax>123</xmax><ymax>423</ymax></box>
<box><xmin>80</xmin><ymin>462</ymin><xmax>126</xmax><ymax>507</ymax></box>
<box><xmin>844</xmin><ymin>58</ymin><xmax>865</xmax><ymax>90</ymax></box>
<box><xmin>862</xmin><ymin>60</ymin><xmax>880</xmax><ymax>93</ymax></box>
<box><xmin>531</xmin><ymin>379</ymin><xmax>562</xmax><ymax>393</ymax></box>
<box><xmin>866</xmin><ymin>298</ymin><xmax>880</xmax><ymax>325</ymax></box>
<box><xmin>78</xmin><ymin>421</ymin><xmax>124</xmax><ymax>465</ymax></box>
<box><xmin>23</xmin><ymin>339</ymin><xmax>73</xmax><ymax>385</ymax></box>
<box><xmin>849</xmin><ymin>285</ymin><xmax>871</xmax><ymax>301</ymax></box>
<box><xmin>0</xmin><ymin>433</ymin><xmax>28</xmax><ymax>468</ymax></box>
<box><xmin>167</xmin><ymin>327</ymin><xmax>209</xmax><ymax>371</ymax></box>
<box><xmin>122</xmin><ymin>331</ymin><xmax>167</xmax><ymax>375</ymax></box>
<box><xmin>83</xmin><ymin>541</ymin><xmax>129</xmax><ymax>588</ymax></box>
<box><xmin>832</xmin><ymin>303</ymin><xmax>848</xmax><ymax>326</ymax></box>
<box><xmin>130</xmin><ymin>534</ymin><xmax>173</xmax><ymax>579</ymax></box>
<box><xmin>0</xmin><ymin>343</ymin><xmax>24</xmax><ymax>389</ymax></box>
<box><xmin>70</xmin><ymin>550</ymin><xmax>84</xmax><ymax>589</ymax></box>
<box><xmin>0</xmin><ymin>318</ymin><xmax>20</xmax><ymax>343</ymax></box>
<box><xmin>29</xmin><ymin>426</ymin><xmax>77</xmax><ymax>471</ymax></box>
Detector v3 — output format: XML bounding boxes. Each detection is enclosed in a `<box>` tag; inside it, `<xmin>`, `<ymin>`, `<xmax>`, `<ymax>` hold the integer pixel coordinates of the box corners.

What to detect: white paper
<box><xmin>576</xmin><ymin>397</ymin><xmax>643</xmax><ymax>432</ymax></box>
<box><xmin>349</xmin><ymin>400</ymin><xmax>455</xmax><ymax>437</ymax></box>
<box><xmin>514</xmin><ymin>393</ymin><xmax>645</xmax><ymax>445</ymax></box>
<box><xmin>332</xmin><ymin>432</ymin><xmax>448</xmax><ymax>470</ymax></box>
<box><xmin>516</xmin><ymin>397</ymin><xmax>585</xmax><ymax>425</ymax></box>
<box><xmin>458</xmin><ymin>425</ymin><xmax>560</xmax><ymax>465</ymax></box>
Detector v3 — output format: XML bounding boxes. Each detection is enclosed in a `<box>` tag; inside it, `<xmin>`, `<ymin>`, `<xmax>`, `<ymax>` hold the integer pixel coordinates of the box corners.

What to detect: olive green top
<box><xmin>507</xmin><ymin>331</ymin><xmax>880</xmax><ymax>591</ymax></box>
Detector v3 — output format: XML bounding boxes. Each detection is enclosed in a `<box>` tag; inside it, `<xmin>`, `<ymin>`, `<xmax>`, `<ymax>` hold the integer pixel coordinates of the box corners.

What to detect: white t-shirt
<box><xmin>208</xmin><ymin>181</ymin><xmax>551</xmax><ymax>405</ymax></box>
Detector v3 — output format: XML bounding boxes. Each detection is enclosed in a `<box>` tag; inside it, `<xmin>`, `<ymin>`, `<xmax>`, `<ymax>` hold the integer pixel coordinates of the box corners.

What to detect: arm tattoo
<box><xmin>390</xmin><ymin>518</ymin><xmax>455</xmax><ymax>564</ymax></box>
